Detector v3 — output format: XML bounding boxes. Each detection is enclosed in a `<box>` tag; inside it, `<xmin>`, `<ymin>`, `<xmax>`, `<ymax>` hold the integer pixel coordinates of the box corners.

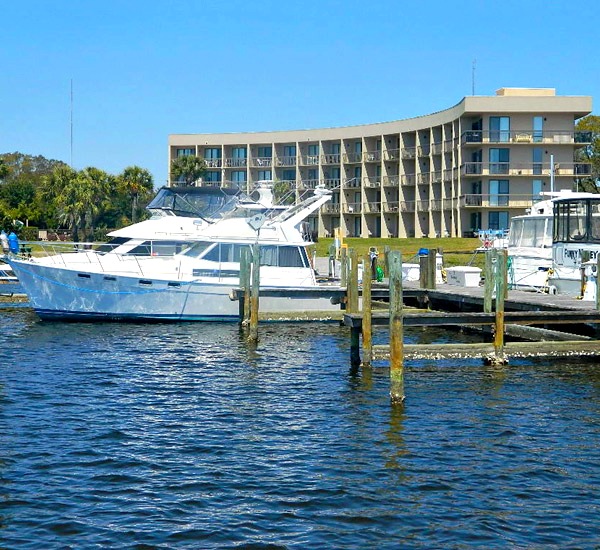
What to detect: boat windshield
<box><xmin>553</xmin><ymin>198</ymin><xmax>600</xmax><ymax>243</ymax></box>
<box><xmin>508</xmin><ymin>217</ymin><xmax>551</xmax><ymax>248</ymax></box>
<box><xmin>147</xmin><ymin>187</ymin><xmax>241</xmax><ymax>219</ymax></box>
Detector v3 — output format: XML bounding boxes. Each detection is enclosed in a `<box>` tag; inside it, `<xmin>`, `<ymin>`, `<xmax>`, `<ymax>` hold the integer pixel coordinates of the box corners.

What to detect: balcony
<box><xmin>322</xmin><ymin>203</ymin><xmax>340</xmax><ymax>214</ymax></box>
<box><xmin>383</xmin><ymin>202</ymin><xmax>399</xmax><ymax>213</ymax></box>
<box><xmin>461</xmin><ymin>130</ymin><xmax>593</xmax><ymax>146</ymax></box>
<box><xmin>401</xmin><ymin>147</ymin><xmax>417</xmax><ymax>159</ymax></box>
<box><xmin>400</xmin><ymin>201</ymin><xmax>416</xmax><ymax>212</ymax></box>
<box><xmin>363</xmin><ymin>202</ymin><xmax>381</xmax><ymax>213</ymax></box>
<box><xmin>224</xmin><ymin>158</ymin><xmax>247</xmax><ymax>168</ymax></box>
<box><xmin>363</xmin><ymin>151</ymin><xmax>381</xmax><ymax>162</ymax></box>
<box><xmin>460</xmin><ymin>194</ymin><xmax>537</xmax><ymax>209</ymax></box>
<box><xmin>344</xmin><ymin>178</ymin><xmax>361</xmax><ymax>188</ymax></box>
<box><xmin>384</xmin><ymin>149</ymin><xmax>400</xmax><ymax>161</ymax></box>
<box><xmin>204</xmin><ymin>158</ymin><xmax>222</xmax><ymax>168</ymax></box>
<box><xmin>431</xmin><ymin>143</ymin><xmax>443</xmax><ymax>155</ymax></box>
<box><xmin>276</xmin><ymin>156</ymin><xmax>297</xmax><ymax>167</ymax></box>
<box><xmin>430</xmin><ymin>199</ymin><xmax>443</xmax><ymax>211</ymax></box>
<box><xmin>252</xmin><ymin>157</ymin><xmax>272</xmax><ymax>167</ymax></box>
<box><xmin>299</xmin><ymin>154</ymin><xmax>320</xmax><ymax>166</ymax></box>
<box><xmin>323</xmin><ymin>178</ymin><xmax>341</xmax><ymax>189</ymax></box>
<box><xmin>431</xmin><ymin>171</ymin><xmax>442</xmax><ymax>184</ymax></box>
<box><xmin>416</xmin><ymin>172</ymin><xmax>430</xmax><ymax>185</ymax></box>
<box><xmin>322</xmin><ymin>153</ymin><xmax>340</xmax><ymax>164</ymax></box>
<box><xmin>417</xmin><ymin>145</ymin><xmax>430</xmax><ymax>156</ymax></box>
<box><xmin>443</xmin><ymin>169</ymin><xmax>453</xmax><ymax>181</ymax></box>
<box><xmin>400</xmin><ymin>174</ymin><xmax>416</xmax><ymax>186</ymax></box>
<box><xmin>299</xmin><ymin>179</ymin><xmax>319</xmax><ymax>190</ymax></box>
<box><xmin>363</xmin><ymin>176</ymin><xmax>381</xmax><ymax>188</ymax></box>
<box><xmin>443</xmin><ymin>138</ymin><xmax>456</xmax><ymax>152</ymax></box>
<box><xmin>343</xmin><ymin>152</ymin><xmax>362</xmax><ymax>164</ymax></box>
<box><xmin>460</xmin><ymin>162</ymin><xmax>592</xmax><ymax>177</ymax></box>
<box><xmin>343</xmin><ymin>202</ymin><xmax>362</xmax><ymax>214</ymax></box>
<box><xmin>382</xmin><ymin>175</ymin><xmax>399</xmax><ymax>187</ymax></box>
<box><xmin>416</xmin><ymin>200</ymin><xmax>429</xmax><ymax>211</ymax></box>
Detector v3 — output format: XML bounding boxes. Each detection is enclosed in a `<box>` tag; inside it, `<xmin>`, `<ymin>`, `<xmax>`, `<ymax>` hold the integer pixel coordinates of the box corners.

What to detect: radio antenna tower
<box><xmin>472</xmin><ymin>59</ymin><xmax>476</xmax><ymax>95</ymax></box>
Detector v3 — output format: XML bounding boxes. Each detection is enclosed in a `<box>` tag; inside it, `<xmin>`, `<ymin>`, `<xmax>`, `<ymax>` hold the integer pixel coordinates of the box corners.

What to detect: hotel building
<box><xmin>168</xmin><ymin>88</ymin><xmax>593</xmax><ymax>238</ymax></box>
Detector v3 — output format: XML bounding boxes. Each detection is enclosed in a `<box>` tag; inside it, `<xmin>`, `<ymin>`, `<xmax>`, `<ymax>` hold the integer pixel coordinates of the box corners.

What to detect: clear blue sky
<box><xmin>1</xmin><ymin>0</ymin><xmax>597</xmax><ymax>189</ymax></box>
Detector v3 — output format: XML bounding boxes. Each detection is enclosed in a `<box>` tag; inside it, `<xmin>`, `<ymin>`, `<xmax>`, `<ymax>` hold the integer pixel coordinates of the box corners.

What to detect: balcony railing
<box><xmin>417</xmin><ymin>172</ymin><xmax>430</xmax><ymax>184</ymax></box>
<box><xmin>323</xmin><ymin>178</ymin><xmax>341</xmax><ymax>189</ymax></box>
<box><xmin>382</xmin><ymin>175</ymin><xmax>399</xmax><ymax>186</ymax></box>
<box><xmin>224</xmin><ymin>158</ymin><xmax>247</xmax><ymax>168</ymax></box>
<box><xmin>400</xmin><ymin>201</ymin><xmax>416</xmax><ymax>212</ymax></box>
<box><xmin>322</xmin><ymin>153</ymin><xmax>341</xmax><ymax>164</ymax></box>
<box><xmin>461</xmin><ymin>130</ymin><xmax>593</xmax><ymax>145</ymax></box>
<box><xmin>299</xmin><ymin>179</ymin><xmax>319</xmax><ymax>189</ymax></box>
<box><xmin>343</xmin><ymin>152</ymin><xmax>362</xmax><ymax>164</ymax></box>
<box><xmin>383</xmin><ymin>202</ymin><xmax>399</xmax><ymax>213</ymax></box>
<box><xmin>343</xmin><ymin>202</ymin><xmax>362</xmax><ymax>214</ymax></box>
<box><xmin>460</xmin><ymin>194</ymin><xmax>537</xmax><ymax>208</ymax></box>
<box><xmin>400</xmin><ymin>174</ymin><xmax>416</xmax><ymax>185</ymax></box>
<box><xmin>431</xmin><ymin>171</ymin><xmax>442</xmax><ymax>183</ymax></box>
<box><xmin>431</xmin><ymin>199</ymin><xmax>443</xmax><ymax>211</ymax></box>
<box><xmin>416</xmin><ymin>200</ymin><xmax>429</xmax><ymax>211</ymax></box>
<box><xmin>460</xmin><ymin>162</ymin><xmax>592</xmax><ymax>177</ymax></box>
<box><xmin>344</xmin><ymin>178</ymin><xmax>361</xmax><ymax>188</ymax></box>
<box><xmin>363</xmin><ymin>177</ymin><xmax>381</xmax><ymax>187</ymax></box>
<box><xmin>384</xmin><ymin>149</ymin><xmax>400</xmax><ymax>161</ymax></box>
<box><xmin>252</xmin><ymin>157</ymin><xmax>272</xmax><ymax>167</ymax></box>
<box><xmin>431</xmin><ymin>143</ymin><xmax>443</xmax><ymax>155</ymax></box>
<box><xmin>300</xmin><ymin>154</ymin><xmax>320</xmax><ymax>165</ymax></box>
<box><xmin>401</xmin><ymin>147</ymin><xmax>417</xmax><ymax>159</ymax></box>
<box><xmin>323</xmin><ymin>203</ymin><xmax>341</xmax><ymax>214</ymax></box>
<box><xmin>363</xmin><ymin>151</ymin><xmax>381</xmax><ymax>162</ymax></box>
<box><xmin>363</xmin><ymin>202</ymin><xmax>381</xmax><ymax>213</ymax></box>
<box><xmin>204</xmin><ymin>158</ymin><xmax>222</xmax><ymax>168</ymax></box>
<box><xmin>443</xmin><ymin>169</ymin><xmax>453</xmax><ymax>181</ymax></box>
<box><xmin>417</xmin><ymin>145</ymin><xmax>430</xmax><ymax>156</ymax></box>
<box><xmin>276</xmin><ymin>156</ymin><xmax>297</xmax><ymax>166</ymax></box>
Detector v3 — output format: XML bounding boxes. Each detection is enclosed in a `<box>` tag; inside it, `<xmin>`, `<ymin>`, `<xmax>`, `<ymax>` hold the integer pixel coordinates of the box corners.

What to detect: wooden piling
<box><xmin>483</xmin><ymin>249</ymin><xmax>493</xmax><ymax>314</ymax></box>
<box><xmin>388</xmin><ymin>251</ymin><xmax>404</xmax><ymax>403</ymax></box>
<box><xmin>362</xmin><ymin>252</ymin><xmax>373</xmax><ymax>367</ymax></box>
<box><xmin>347</xmin><ymin>248</ymin><xmax>359</xmax><ymax>314</ymax></box>
<box><xmin>239</xmin><ymin>247</ymin><xmax>251</xmax><ymax>325</ymax></box>
<box><xmin>340</xmin><ymin>247</ymin><xmax>348</xmax><ymax>287</ymax></box>
<box><xmin>491</xmin><ymin>249</ymin><xmax>507</xmax><ymax>365</ymax></box>
<box><xmin>248</xmin><ymin>244</ymin><xmax>260</xmax><ymax>344</ymax></box>
<box><xmin>427</xmin><ymin>249</ymin><xmax>437</xmax><ymax>289</ymax></box>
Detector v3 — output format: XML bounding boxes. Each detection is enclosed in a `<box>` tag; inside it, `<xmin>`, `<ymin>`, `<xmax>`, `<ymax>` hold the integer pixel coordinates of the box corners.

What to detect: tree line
<box><xmin>0</xmin><ymin>152</ymin><xmax>209</xmax><ymax>242</ymax></box>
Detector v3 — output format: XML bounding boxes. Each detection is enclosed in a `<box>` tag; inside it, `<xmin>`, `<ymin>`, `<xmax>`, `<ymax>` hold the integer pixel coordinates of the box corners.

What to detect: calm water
<box><xmin>1</xmin><ymin>305</ymin><xmax>600</xmax><ymax>548</ymax></box>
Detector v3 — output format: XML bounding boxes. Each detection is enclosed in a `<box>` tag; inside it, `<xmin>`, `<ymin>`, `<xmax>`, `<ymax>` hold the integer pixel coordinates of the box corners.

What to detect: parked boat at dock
<box><xmin>7</xmin><ymin>185</ymin><xmax>342</xmax><ymax>321</ymax></box>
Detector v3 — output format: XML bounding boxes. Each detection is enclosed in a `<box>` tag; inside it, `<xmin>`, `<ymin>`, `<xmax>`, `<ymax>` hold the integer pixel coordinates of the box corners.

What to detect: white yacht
<box><xmin>7</xmin><ymin>185</ymin><xmax>341</xmax><ymax>321</ymax></box>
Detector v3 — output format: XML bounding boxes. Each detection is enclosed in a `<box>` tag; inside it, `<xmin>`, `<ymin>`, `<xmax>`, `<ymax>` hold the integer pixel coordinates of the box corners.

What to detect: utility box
<box><xmin>446</xmin><ymin>266</ymin><xmax>482</xmax><ymax>287</ymax></box>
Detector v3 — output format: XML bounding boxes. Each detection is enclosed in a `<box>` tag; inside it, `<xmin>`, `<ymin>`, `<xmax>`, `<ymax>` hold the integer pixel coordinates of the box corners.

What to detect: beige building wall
<box><xmin>168</xmin><ymin>88</ymin><xmax>593</xmax><ymax>239</ymax></box>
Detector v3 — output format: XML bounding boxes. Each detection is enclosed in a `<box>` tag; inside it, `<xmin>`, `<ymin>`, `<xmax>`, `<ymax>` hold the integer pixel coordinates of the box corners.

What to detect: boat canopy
<box><xmin>553</xmin><ymin>196</ymin><xmax>600</xmax><ymax>244</ymax></box>
<box><xmin>147</xmin><ymin>186</ymin><xmax>241</xmax><ymax>219</ymax></box>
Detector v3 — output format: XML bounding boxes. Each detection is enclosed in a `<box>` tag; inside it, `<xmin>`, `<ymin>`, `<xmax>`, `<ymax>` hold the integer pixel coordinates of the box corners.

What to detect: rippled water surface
<box><xmin>2</xmin><ymin>306</ymin><xmax>600</xmax><ymax>548</ymax></box>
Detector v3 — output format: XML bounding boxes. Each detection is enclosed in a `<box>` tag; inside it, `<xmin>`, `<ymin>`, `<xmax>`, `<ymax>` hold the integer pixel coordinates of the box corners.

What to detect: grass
<box><xmin>311</xmin><ymin>237</ymin><xmax>485</xmax><ymax>269</ymax></box>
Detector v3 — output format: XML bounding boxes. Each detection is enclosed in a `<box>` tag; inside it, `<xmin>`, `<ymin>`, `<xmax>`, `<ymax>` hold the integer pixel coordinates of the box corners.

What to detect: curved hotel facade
<box><xmin>168</xmin><ymin>88</ymin><xmax>593</xmax><ymax>238</ymax></box>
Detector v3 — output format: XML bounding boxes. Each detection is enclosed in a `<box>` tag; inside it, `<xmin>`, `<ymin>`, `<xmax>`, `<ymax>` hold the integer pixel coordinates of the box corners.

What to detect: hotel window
<box><xmin>532</xmin><ymin>179</ymin><xmax>543</xmax><ymax>201</ymax></box>
<box><xmin>308</xmin><ymin>144</ymin><xmax>319</xmax><ymax>156</ymax></box>
<box><xmin>204</xmin><ymin>171</ymin><xmax>221</xmax><ymax>183</ymax></box>
<box><xmin>489</xmin><ymin>179</ymin><xmax>509</xmax><ymax>206</ymax></box>
<box><xmin>258</xmin><ymin>170</ymin><xmax>272</xmax><ymax>180</ymax></box>
<box><xmin>231</xmin><ymin>171</ymin><xmax>246</xmax><ymax>183</ymax></box>
<box><xmin>282</xmin><ymin>169</ymin><xmax>296</xmax><ymax>181</ymax></box>
<box><xmin>489</xmin><ymin>211</ymin><xmax>510</xmax><ymax>230</ymax></box>
<box><xmin>354</xmin><ymin>141</ymin><xmax>362</xmax><ymax>154</ymax></box>
<box><xmin>489</xmin><ymin>148</ymin><xmax>509</xmax><ymax>174</ymax></box>
<box><xmin>331</xmin><ymin>143</ymin><xmax>341</xmax><ymax>155</ymax></box>
<box><xmin>257</xmin><ymin>146</ymin><xmax>272</xmax><ymax>158</ymax></box>
<box><xmin>533</xmin><ymin>116</ymin><xmax>544</xmax><ymax>143</ymax></box>
<box><xmin>354</xmin><ymin>167</ymin><xmax>362</xmax><ymax>181</ymax></box>
<box><xmin>489</xmin><ymin>116</ymin><xmax>510</xmax><ymax>142</ymax></box>
<box><xmin>204</xmin><ymin>148</ymin><xmax>221</xmax><ymax>159</ymax></box>
<box><xmin>176</xmin><ymin>148</ymin><xmax>194</xmax><ymax>157</ymax></box>
<box><xmin>532</xmin><ymin>148</ymin><xmax>543</xmax><ymax>175</ymax></box>
<box><xmin>470</xmin><ymin>212</ymin><xmax>482</xmax><ymax>232</ymax></box>
<box><xmin>307</xmin><ymin>168</ymin><xmax>318</xmax><ymax>181</ymax></box>
<box><xmin>232</xmin><ymin>147</ymin><xmax>247</xmax><ymax>159</ymax></box>
<box><xmin>283</xmin><ymin>145</ymin><xmax>296</xmax><ymax>157</ymax></box>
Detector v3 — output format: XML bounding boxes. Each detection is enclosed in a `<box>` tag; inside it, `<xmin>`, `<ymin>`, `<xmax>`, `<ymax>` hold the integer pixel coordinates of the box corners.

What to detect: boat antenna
<box><xmin>70</xmin><ymin>78</ymin><xmax>74</xmax><ymax>167</ymax></box>
<box><xmin>471</xmin><ymin>59</ymin><xmax>476</xmax><ymax>95</ymax></box>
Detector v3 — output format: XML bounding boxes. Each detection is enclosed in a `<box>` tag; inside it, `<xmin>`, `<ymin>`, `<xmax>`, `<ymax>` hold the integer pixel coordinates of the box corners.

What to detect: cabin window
<box><xmin>554</xmin><ymin>200</ymin><xmax>588</xmax><ymax>242</ymax></box>
<box><xmin>182</xmin><ymin>241</ymin><xmax>214</xmax><ymax>258</ymax></box>
<box><xmin>259</xmin><ymin>246</ymin><xmax>306</xmax><ymax>267</ymax></box>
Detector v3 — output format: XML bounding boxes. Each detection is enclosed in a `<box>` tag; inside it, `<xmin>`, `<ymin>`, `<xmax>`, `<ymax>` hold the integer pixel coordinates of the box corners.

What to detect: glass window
<box><xmin>489</xmin><ymin>179</ymin><xmax>509</xmax><ymax>206</ymax></box>
<box><xmin>283</xmin><ymin>145</ymin><xmax>296</xmax><ymax>157</ymax></box>
<box><xmin>308</xmin><ymin>168</ymin><xmax>318</xmax><ymax>180</ymax></box>
<box><xmin>204</xmin><ymin>171</ymin><xmax>221</xmax><ymax>182</ymax></box>
<box><xmin>183</xmin><ymin>241</ymin><xmax>214</xmax><ymax>258</ymax></box>
<box><xmin>354</xmin><ymin>166</ymin><xmax>361</xmax><ymax>179</ymax></box>
<box><xmin>489</xmin><ymin>211</ymin><xmax>509</xmax><ymax>230</ymax></box>
<box><xmin>204</xmin><ymin>148</ymin><xmax>221</xmax><ymax>159</ymax></box>
<box><xmin>308</xmin><ymin>144</ymin><xmax>319</xmax><ymax>156</ymax></box>
<box><xmin>231</xmin><ymin>171</ymin><xmax>246</xmax><ymax>183</ymax></box>
<box><xmin>176</xmin><ymin>148</ymin><xmax>194</xmax><ymax>157</ymax></box>
<box><xmin>282</xmin><ymin>169</ymin><xmax>296</xmax><ymax>181</ymax></box>
<box><xmin>232</xmin><ymin>147</ymin><xmax>247</xmax><ymax>159</ymax></box>
<box><xmin>532</xmin><ymin>148</ymin><xmax>543</xmax><ymax>175</ymax></box>
<box><xmin>489</xmin><ymin>148</ymin><xmax>509</xmax><ymax>174</ymax></box>
<box><xmin>533</xmin><ymin>116</ymin><xmax>544</xmax><ymax>143</ymax></box>
<box><xmin>532</xmin><ymin>179</ymin><xmax>543</xmax><ymax>200</ymax></box>
<box><xmin>470</xmin><ymin>212</ymin><xmax>482</xmax><ymax>231</ymax></box>
<box><xmin>258</xmin><ymin>146</ymin><xmax>272</xmax><ymax>158</ymax></box>
<box><xmin>354</xmin><ymin>141</ymin><xmax>362</xmax><ymax>154</ymax></box>
<box><xmin>258</xmin><ymin>170</ymin><xmax>272</xmax><ymax>180</ymax></box>
<box><xmin>489</xmin><ymin>116</ymin><xmax>510</xmax><ymax>142</ymax></box>
<box><xmin>331</xmin><ymin>143</ymin><xmax>341</xmax><ymax>155</ymax></box>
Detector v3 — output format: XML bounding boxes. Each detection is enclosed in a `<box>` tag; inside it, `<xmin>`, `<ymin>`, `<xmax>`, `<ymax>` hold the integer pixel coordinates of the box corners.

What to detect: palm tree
<box><xmin>170</xmin><ymin>155</ymin><xmax>206</xmax><ymax>186</ymax></box>
<box><xmin>79</xmin><ymin>167</ymin><xmax>115</xmax><ymax>239</ymax></box>
<box><xmin>118</xmin><ymin>166</ymin><xmax>154</xmax><ymax>223</ymax></box>
<box><xmin>41</xmin><ymin>165</ymin><xmax>82</xmax><ymax>240</ymax></box>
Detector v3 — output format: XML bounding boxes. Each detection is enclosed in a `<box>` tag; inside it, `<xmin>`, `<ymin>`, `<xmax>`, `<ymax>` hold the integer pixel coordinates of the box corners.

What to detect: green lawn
<box><xmin>311</xmin><ymin>237</ymin><xmax>485</xmax><ymax>269</ymax></box>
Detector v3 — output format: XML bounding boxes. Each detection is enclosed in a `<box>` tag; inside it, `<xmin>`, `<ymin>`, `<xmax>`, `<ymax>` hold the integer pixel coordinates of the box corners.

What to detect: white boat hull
<box><xmin>9</xmin><ymin>260</ymin><xmax>341</xmax><ymax>322</ymax></box>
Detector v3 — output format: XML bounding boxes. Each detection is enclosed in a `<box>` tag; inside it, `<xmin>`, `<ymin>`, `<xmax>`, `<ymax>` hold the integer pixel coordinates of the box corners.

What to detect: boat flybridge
<box><xmin>506</xmin><ymin>190</ymin><xmax>597</xmax><ymax>293</ymax></box>
<box><xmin>7</xmin><ymin>183</ymin><xmax>341</xmax><ymax>321</ymax></box>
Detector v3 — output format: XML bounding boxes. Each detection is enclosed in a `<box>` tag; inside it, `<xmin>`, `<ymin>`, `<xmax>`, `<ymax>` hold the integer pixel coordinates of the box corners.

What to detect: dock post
<box><xmin>388</xmin><ymin>251</ymin><xmax>405</xmax><ymax>404</ymax></box>
<box><xmin>483</xmin><ymin>249</ymin><xmax>494</xmax><ymax>314</ymax></box>
<box><xmin>239</xmin><ymin>247</ymin><xmax>251</xmax><ymax>325</ymax></box>
<box><xmin>492</xmin><ymin>248</ymin><xmax>507</xmax><ymax>365</ymax></box>
<box><xmin>347</xmin><ymin>248</ymin><xmax>359</xmax><ymax>314</ymax></box>
<box><xmin>427</xmin><ymin>248</ymin><xmax>437</xmax><ymax>289</ymax></box>
<box><xmin>384</xmin><ymin>245</ymin><xmax>391</xmax><ymax>279</ymax></box>
<box><xmin>248</xmin><ymin>243</ymin><xmax>260</xmax><ymax>344</ymax></box>
<box><xmin>362</xmin><ymin>252</ymin><xmax>373</xmax><ymax>367</ymax></box>
<box><xmin>340</xmin><ymin>247</ymin><xmax>348</xmax><ymax>287</ymax></box>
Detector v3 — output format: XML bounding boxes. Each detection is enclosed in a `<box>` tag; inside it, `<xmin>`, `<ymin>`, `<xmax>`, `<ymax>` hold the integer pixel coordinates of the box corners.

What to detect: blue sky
<box><xmin>1</xmin><ymin>0</ymin><xmax>597</xmax><ymax>188</ymax></box>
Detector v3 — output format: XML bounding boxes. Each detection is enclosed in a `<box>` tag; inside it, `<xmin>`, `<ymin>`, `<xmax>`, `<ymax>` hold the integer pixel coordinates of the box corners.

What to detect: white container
<box><xmin>446</xmin><ymin>266</ymin><xmax>482</xmax><ymax>287</ymax></box>
<box><xmin>402</xmin><ymin>263</ymin><xmax>420</xmax><ymax>281</ymax></box>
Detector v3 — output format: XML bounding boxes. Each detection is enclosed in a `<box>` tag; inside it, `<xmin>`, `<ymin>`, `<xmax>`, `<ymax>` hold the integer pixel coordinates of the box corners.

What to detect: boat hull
<box><xmin>9</xmin><ymin>260</ymin><xmax>341</xmax><ymax>322</ymax></box>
